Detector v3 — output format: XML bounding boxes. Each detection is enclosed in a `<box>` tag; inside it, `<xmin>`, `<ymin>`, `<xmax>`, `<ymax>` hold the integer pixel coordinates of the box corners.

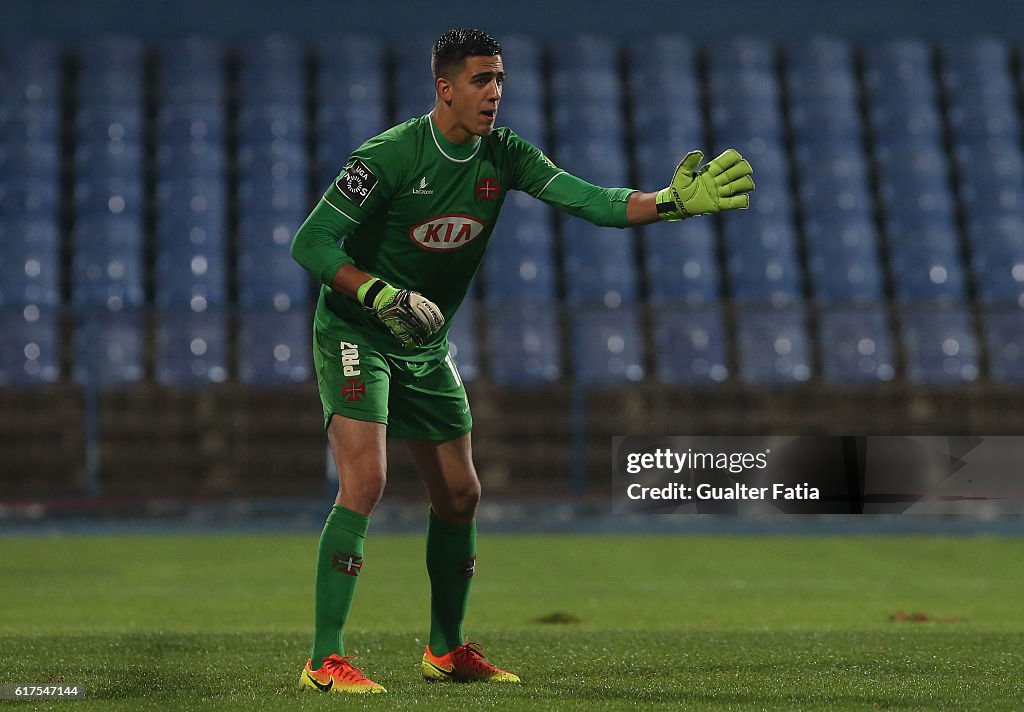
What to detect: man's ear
<box><xmin>436</xmin><ymin>76</ymin><xmax>453</xmax><ymax>106</ymax></box>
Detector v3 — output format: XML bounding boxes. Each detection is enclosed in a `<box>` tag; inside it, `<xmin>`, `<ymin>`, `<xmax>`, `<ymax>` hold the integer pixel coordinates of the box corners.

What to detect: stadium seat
<box><xmin>570</xmin><ymin>305</ymin><xmax>644</xmax><ymax>385</ymax></box>
<box><xmin>73</xmin><ymin>310</ymin><xmax>145</xmax><ymax>386</ymax></box>
<box><xmin>0</xmin><ymin>306</ymin><xmax>60</xmax><ymax>385</ymax></box>
<box><xmin>0</xmin><ymin>217</ymin><xmax>61</xmax><ymax>307</ymax></box>
<box><xmin>900</xmin><ymin>304</ymin><xmax>979</xmax><ymax>384</ymax></box>
<box><xmin>650</xmin><ymin>303</ymin><xmax>729</xmax><ymax>385</ymax></box>
<box><xmin>446</xmin><ymin>298</ymin><xmax>478</xmax><ymax>383</ymax></box>
<box><xmin>724</xmin><ymin>213</ymin><xmax>802</xmax><ymax>305</ymax></box>
<box><xmin>941</xmin><ymin>39</ymin><xmax>1018</xmax><ymax>140</ymax></box>
<box><xmin>159</xmin><ymin>36</ymin><xmax>226</xmax><ymax>105</ymax></box>
<box><xmin>155</xmin><ymin>311</ymin><xmax>229</xmax><ymax>387</ymax></box>
<box><xmin>71</xmin><ymin>215</ymin><xmax>145</xmax><ymax>310</ymax></box>
<box><xmin>238</xmin><ymin>309</ymin><xmax>312</xmax><ymax>385</ymax></box>
<box><xmin>393</xmin><ymin>39</ymin><xmax>437</xmax><ymax>121</ymax></box>
<box><xmin>238</xmin><ymin>35</ymin><xmax>304</xmax><ymax>106</ymax></box>
<box><xmin>487</xmin><ymin>302</ymin><xmax>561</xmax><ymax>386</ymax></box>
<box><xmin>643</xmin><ymin>218</ymin><xmax>720</xmax><ymax>304</ymax></box>
<box><xmin>483</xmin><ymin>219</ymin><xmax>557</xmax><ymax>303</ymax></box>
<box><xmin>817</xmin><ymin>305</ymin><xmax>896</xmax><ymax>383</ymax></box>
<box><xmin>983</xmin><ymin>306</ymin><xmax>1024</xmax><ymax>383</ymax></box>
<box><xmin>0</xmin><ymin>40</ymin><xmax>61</xmax><ymax>109</ymax></box>
<box><xmin>735</xmin><ymin>304</ymin><xmax>813</xmax><ymax>385</ymax></box>
<box><xmin>561</xmin><ymin>221</ymin><xmax>637</xmax><ymax>307</ymax></box>
<box><xmin>77</xmin><ymin>37</ymin><xmax>145</xmax><ymax>107</ymax></box>
<box><xmin>0</xmin><ymin>140</ymin><xmax>60</xmax><ymax>181</ymax></box>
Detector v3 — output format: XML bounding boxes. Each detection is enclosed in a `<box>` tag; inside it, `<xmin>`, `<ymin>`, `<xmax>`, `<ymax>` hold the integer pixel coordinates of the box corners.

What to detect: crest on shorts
<box><xmin>342</xmin><ymin>378</ymin><xmax>366</xmax><ymax>402</ymax></box>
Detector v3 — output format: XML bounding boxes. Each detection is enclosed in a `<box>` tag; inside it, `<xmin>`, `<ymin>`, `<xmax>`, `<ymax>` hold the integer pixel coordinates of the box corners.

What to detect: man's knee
<box><xmin>338</xmin><ymin>465</ymin><xmax>387</xmax><ymax>513</ymax></box>
<box><xmin>438</xmin><ymin>478</ymin><xmax>481</xmax><ymax>521</ymax></box>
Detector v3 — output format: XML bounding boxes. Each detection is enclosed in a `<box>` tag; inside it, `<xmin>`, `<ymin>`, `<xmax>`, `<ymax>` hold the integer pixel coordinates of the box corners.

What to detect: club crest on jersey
<box><xmin>335</xmin><ymin>159</ymin><xmax>378</xmax><ymax>206</ymax></box>
<box><xmin>409</xmin><ymin>214</ymin><xmax>485</xmax><ymax>251</ymax></box>
<box><xmin>476</xmin><ymin>177</ymin><xmax>501</xmax><ymax>201</ymax></box>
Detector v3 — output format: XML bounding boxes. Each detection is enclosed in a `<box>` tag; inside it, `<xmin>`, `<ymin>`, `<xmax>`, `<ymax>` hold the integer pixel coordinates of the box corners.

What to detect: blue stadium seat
<box><xmin>238</xmin><ymin>35</ymin><xmax>304</xmax><ymax>106</ymax></box>
<box><xmin>0</xmin><ymin>306</ymin><xmax>60</xmax><ymax>385</ymax></box>
<box><xmin>483</xmin><ymin>215</ymin><xmax>557</xmax><ymax>303</ymax></box>
<box><xmin>570</xmin><ymin>305</ymin><xmax>644</xmax><ymax>385</ymax></box>
<box><xmin>71</xmin><ymin>215</ymin><xmax>144</xmax><ymax>310</ymax></box>
<box><xmin>554</xmin><ymin>140</ymin><xmax>627</xmax><ymax>187</ymax></box>
<box><xmin>393</xmin><ymin>40</ymin><xmax>437</xmax><ymax>121</ymax></box>
<box><xmin>155</xmin><ymin>176</ymin><xmax>226</xmax><ymax>226</ymax></box>
<box><xmin>446</xmin><ymin>298</ymin><xmax>478</xmax><ymax>383</ymax></box>
<box><xmin>238</xmin><ymin>309</ymin><xmax>311</xmax><ymax>385</ymax></box>
<box><xmin>236</xmin><ymin>212</ymin><xmax>309</xmax><ymax>308</ymax></box>
<box><xmin>887</xmin><ymin>225</ymin><xmax>966</xmax><ymax>304</ymax></box>
<box><xmin>0</xmin><ymin>178</ymin><xmax>59</xmax><ymax>219</ymax></box>
<box><xmin>817</xmin><ymin>305</ymin><xmax>895</xmax><ymax>383</ymax></box>
<box><xmin>0</xmin><ymin>40</ymin><xmax>61</xmax><ymax>109</ymax></box>
<box><xmin>159</xmin><ymin>37</ymin><xmax>226</xmax><ymax>105</ymax></box>
<box><xmin>553</xmin><ymin>74</ymin><xmax>621</xmax><ymax>107</ymax></box>
<box><xmin>644</xmin><ymin>218</ymin><xmax>719</xmax><ymax>304</ymax></box>
<box><xmin>941</xmin><ymin>39</ymin><xmax>1018</xmax><ymax>140</ymax></box>
<box><xmin>724</xmin><ymin>213</ymin><xmax>802</xmax><ymax>305</ymax></box>
<box><xmin>73</xmin><ymin>310</ymin><xmax>145</xmax><ymax>386</ymax></box>
<box><xmin>152</xmin><ymin>223</ymin><xmax>227</xmax><ymax>309</ymax></box>
<box><xmin>901</xmin><ymin>304</ymin><xmax>979</xmax><ymax>384</ymax></box>
<box><xmin>970</xmin><ymin>248</ymin><xmax>1024</xmax><ymax>305</ymax></box>
<box><xmin>804</xmin><ymin>219</ymin><xmax>884</xmax><ymax>303</ymax></box>
<box><xmin>628</xmin><ymin>36</ymin><xmax>698</xmax><ymax>106</ymax></box>
<box><xmin>316</xmin><ymin>104</ymin><xmax>388</xmax><ymax>181</ymax></box>
<box><xmin>497</xmin><ymin>106</ymin><xmax>545</xmax><ymax>149</ymax></box>
<box><xmin>983</xmin><ymin>306</ymin><xmax>1024</xmax><ymax>382</ymax></box>
<box><xmin>562</xmin><ymin>221</ymin><xmax>637</xmax><ymax>307</ymax></box>
<box><xmin>651</xmin><ymin>303</ymin><xmax>729</xmax><ymax>385</ymax></box>
<box><xmin>156</xmin><ymin>311</ymin><xmax>229</xmax><ymax>387</ymax></box>
<box><xmin>735</xmin><ymin>304</ymin><xmax>813</xmax><ymax>385</ymax></box>
<box><xmin>77</xmin><ymin>37</ymin><xmax>144</xmax><ymax>107</ymax></box>
<box><xmin>487</xmin><ymin>302</ymin><xmax>561</xmax><ymax>386</ymax></box>
<box><xmin>0</xmin><ymin>140</ymin><xmax>60</xmax><ymax>181</ymax></box>
<box><xmin>0</xmin><ymin>105</ymin><xmax>60</xmax><ymax>144</ymax></box>
<box><xmin>0</xmin><ymin>217</ymin><xmax>60</xmax><ymax>307</ymax></box>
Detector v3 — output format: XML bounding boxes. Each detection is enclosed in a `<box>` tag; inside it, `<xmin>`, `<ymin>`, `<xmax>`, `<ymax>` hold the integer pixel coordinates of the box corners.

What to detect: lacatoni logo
<box><xmin>409</xmin><ymin>214</ymin><xmax>484</xmax><ymax>251</ymax></box>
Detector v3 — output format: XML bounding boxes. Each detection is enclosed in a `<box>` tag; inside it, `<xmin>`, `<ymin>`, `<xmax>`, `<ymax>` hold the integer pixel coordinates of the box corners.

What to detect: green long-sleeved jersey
<box><xmin>291</xmin><ymin>113</ymin><xmax>636</xmax><ymax>355</ymax></box>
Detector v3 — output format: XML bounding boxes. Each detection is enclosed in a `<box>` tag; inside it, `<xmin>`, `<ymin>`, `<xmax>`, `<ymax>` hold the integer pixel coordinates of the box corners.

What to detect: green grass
<box><xmin>1</xmin><ymin>533</ymin><xmax>1023</xmax><ymax>710</ymax></box>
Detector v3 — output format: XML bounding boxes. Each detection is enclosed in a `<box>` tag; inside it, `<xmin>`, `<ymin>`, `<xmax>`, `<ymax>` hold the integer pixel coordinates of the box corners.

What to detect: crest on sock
<box><xmin>332</xmin><ymin>551</ymin><xmax>364</xmax><ymax>576</ymax></box>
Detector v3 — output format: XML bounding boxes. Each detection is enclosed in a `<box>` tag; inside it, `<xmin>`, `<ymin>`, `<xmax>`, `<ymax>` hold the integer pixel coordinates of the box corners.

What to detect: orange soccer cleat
<box><xmin>299</xmin><ymin>653</ymin><xmax>386</xmax><ymax>694</ymax></box>
<box><xmin>421</xmin><ymin>641</ymin><xmax>520</xmax><ymax>683</ymax></box>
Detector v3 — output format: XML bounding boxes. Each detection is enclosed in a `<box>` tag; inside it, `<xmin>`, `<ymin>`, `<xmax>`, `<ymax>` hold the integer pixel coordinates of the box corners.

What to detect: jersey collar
<box><xmin>428</xmin><ymin>112</ymin><xmax>482</xmax><ymax>164</ymax></box>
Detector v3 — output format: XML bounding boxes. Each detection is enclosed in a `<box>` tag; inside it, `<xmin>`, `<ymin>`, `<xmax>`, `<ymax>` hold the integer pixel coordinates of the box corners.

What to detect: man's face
<box><xmin>439</xmin><ymin>54</ymin><xmax>504</xmax><ymax>138</ymax></box>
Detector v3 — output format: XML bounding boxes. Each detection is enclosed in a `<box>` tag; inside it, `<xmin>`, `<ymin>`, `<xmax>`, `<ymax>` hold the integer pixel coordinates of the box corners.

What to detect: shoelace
<box><xmin>321</xmin><ymin>654</ymin><xmax>369</xmax><ymax>682</ymax></box>
<box><xmin>454</xmin><ymin>641</ymin><xmax>496</xmax><ymax>672</ymax></box>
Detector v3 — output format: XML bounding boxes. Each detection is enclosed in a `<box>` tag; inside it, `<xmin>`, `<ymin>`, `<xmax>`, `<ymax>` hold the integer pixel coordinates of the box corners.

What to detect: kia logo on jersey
<box><xmin>409</xmin><ymin>214</ymin><xmax>485</xmax><ymax>251</ymax></box>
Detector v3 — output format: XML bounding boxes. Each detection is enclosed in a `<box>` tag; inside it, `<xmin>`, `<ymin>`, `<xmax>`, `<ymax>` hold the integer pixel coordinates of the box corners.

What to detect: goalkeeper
<box><xmin>290</xmin><ymin>27</ymin><xmax>753</xmax><ymax>694</ymax></box>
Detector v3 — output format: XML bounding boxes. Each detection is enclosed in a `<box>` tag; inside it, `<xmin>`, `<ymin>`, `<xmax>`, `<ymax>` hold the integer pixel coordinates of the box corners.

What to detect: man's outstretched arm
<box><xmin>533</xmin><ymin>148</ymin><xmax>754</xmax><ymax>228</ymax></box>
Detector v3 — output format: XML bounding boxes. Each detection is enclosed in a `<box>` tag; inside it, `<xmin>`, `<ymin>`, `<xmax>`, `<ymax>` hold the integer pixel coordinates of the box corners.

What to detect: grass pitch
<box><xmin>1</xmin><ymin>532</ymin><xmax>1022</xmax><ymax>710</ymax></box>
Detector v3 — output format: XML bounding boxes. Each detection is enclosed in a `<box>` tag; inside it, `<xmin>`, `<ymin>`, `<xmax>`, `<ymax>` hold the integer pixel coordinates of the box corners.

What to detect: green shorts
<box><xmin>312</xmin><ymin>325</ymin><xmax>473</xmax><ymax>441</ymax></box>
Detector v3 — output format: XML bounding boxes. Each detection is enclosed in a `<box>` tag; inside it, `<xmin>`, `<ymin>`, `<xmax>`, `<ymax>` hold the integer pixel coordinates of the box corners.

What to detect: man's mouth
<box><xmin>481</xmin><ymin>109</ymin><xmax>496</xmax><ymax>122</ymax></box>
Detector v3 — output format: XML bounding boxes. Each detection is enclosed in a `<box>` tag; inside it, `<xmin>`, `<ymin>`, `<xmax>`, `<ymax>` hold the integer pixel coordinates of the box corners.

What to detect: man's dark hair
<box><xmin>431</xmin><ymin>28</ymin><xmax>502</xmax><ymax>80</ymax></box>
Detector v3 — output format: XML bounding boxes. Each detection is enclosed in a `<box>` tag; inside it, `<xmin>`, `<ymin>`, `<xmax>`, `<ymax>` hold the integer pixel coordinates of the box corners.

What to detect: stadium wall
<box><xmin>2</xmin><ymin>0</ymin><xmax>1023</xmax><ymax>43</ymax></box>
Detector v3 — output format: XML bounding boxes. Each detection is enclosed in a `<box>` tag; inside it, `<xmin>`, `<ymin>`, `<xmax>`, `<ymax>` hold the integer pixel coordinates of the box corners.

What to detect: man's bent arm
<box><xmin>290</xmin><ymin>199</ymin><xmax>373</xmax><ymax>299</ymax></box>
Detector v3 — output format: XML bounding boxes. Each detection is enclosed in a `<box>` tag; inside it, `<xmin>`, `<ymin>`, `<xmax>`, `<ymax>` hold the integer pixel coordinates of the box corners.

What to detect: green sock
<box><xmin>310</xmin><ymin>505</ymin><xmax>370</xmax><ymax>666</ymax></box>
<box><xmin>426</xmin><ymin>508</ymin><xmax>477</xmax><ymax>656</ymax></box>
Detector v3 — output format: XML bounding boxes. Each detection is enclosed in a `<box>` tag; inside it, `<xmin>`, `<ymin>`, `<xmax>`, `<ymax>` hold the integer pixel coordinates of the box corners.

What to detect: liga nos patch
<box><xmin>336</xmin><ymin>159</ymin><xmax>378</xmax><ymax>206</ymax></box>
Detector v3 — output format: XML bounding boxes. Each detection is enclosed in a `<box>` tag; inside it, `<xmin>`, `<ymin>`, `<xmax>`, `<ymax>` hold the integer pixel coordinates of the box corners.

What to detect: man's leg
<box><xmin>407</xmin><ymin>434</ymin><xmax>481</xmax><ymax>654</ymax></box>
<box><xmin>407</xmin><ymin>435</ymin><xmax>519</xmax><ymax>682</ymax></box>
<box><xmin>302</xmin><ymin>415</ymin><xmax>387</xmax><ymax>693</ymax></box>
